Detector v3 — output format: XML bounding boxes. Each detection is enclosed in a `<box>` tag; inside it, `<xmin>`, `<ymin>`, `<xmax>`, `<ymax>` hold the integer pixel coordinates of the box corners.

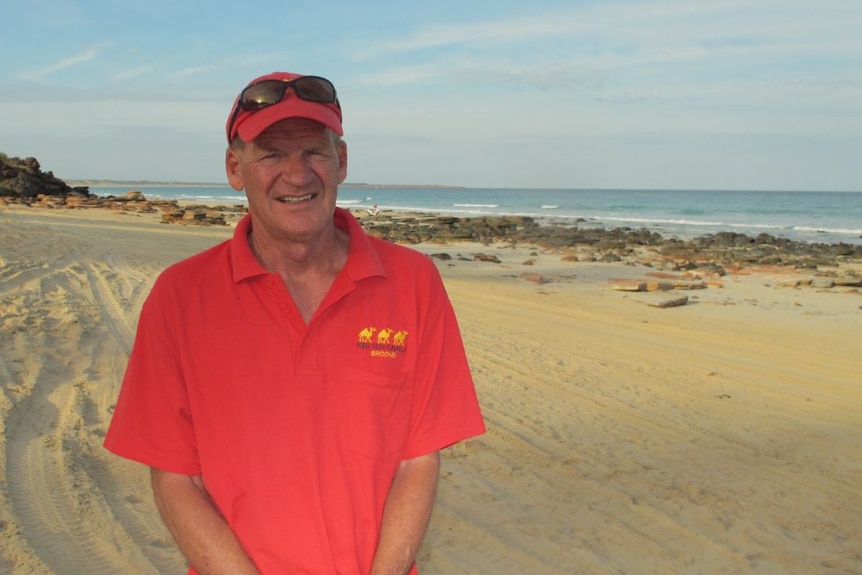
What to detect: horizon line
<box><xmin>64</xmin><ymin>179</ymin><xmax>861</xmax><ymax>194</ymax></box>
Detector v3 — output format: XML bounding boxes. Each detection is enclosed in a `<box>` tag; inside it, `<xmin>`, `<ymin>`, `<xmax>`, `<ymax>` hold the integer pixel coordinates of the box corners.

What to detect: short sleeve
<box><xmin>103</xmin><ymin>276</ymin><xmax>201</xmax><ymax>475</ymax></box>
<box><xmin>402</xmin><ymin>266</ymin><xmax>485</xmax><ymax>459</ymax></box>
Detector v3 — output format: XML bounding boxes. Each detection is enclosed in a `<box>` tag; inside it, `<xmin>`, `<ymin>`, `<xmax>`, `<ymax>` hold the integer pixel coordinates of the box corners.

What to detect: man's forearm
<box><xmin>370</xmin><ymin>452</ymin><xmax>440</xmax><ymax>575</ymax></box>
<box><xmin>151</xmin><ymin>468</ymin><xmax>260</xmax><ymax>575</ymax></box>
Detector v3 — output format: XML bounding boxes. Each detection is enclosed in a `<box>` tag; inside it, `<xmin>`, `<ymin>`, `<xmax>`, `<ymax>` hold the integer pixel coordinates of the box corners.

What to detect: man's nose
<box><xmin>278</xmin><ymin>154</ymin><xmax>314</xmax><ymax>186</ymax></box>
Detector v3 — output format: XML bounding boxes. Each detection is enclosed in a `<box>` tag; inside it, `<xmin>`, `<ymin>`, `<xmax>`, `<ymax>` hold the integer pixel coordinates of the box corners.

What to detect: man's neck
<box><xmin>248</xmin><ymin>225</ymin><xmax>350</xmax><ymax>323</ymax></box>
<box><xmin>249</xmin><ymin>225</ymin><xmax>347</xmax><ymax>275</ymax></box>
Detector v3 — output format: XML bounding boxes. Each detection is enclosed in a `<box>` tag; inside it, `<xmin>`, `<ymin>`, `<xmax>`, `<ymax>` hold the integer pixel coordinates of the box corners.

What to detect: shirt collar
<box><xmin>230</xmin><ymin>207</ymin><xmax>385</xmax><ymax>283</ymax></box>
<box><xmin>229</xmin><ymin>214</ymin><xmax>266</xmax><ymax>283</ymax></box>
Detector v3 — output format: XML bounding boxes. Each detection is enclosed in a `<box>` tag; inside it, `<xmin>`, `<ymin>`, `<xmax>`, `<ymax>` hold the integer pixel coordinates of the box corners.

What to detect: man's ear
<box><xmin>225</xmin><ymin>147</ymin><xmax>244</xmax><ymax>191</ymax></box>
<box><xmin>337</xmin><ymin>139</ymin><xmax>348</xmax><ymax>185</ymax></box>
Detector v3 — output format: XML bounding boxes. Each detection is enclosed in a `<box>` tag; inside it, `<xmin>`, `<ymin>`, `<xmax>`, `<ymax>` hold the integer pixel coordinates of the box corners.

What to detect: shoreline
<box><xmin>4</xmin><ymin>174</ymin><xmax>862</xmax><ymax>249</ymax></box>
<box><xmin>3</xmin><ymin>154</ymin><xmax>860</xmax><ymax>248</ymax></box>
<box><xmin>3</xmin><ymin>196</ymin><xmax>862</xmax><ymax>275</ymax></box>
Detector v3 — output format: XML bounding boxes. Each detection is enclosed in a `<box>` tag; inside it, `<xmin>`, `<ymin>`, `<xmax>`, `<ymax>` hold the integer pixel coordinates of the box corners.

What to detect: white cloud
<box><xmin>0</xmin><ymin>100</ymin><xmax>224</xmax><ymax>137</ymax></box>
<box><xmin>353</xmin><ymin>63</ymin><xmax>443</xmax><ymax>87</ymax></box>
<box><xmin>354</xmin><ymin>0</ymin><xmax>862</xmax><ymax>74</ymax></box>
<box><xmin>343</xmin><ymin>0</ymin><xmax>862</xmax><ymax>151</ymax></box>
<box><xmin>169</xmin><ymin>65</ymin><xmax>221</xmax><ymax>80</ymax></box>
<box><xmin>17</xmin><ymin>42</ymin><xmax>113</xmax><ymax>81</ymax></box>
<box><xmin>111</xmin><ymin>65</ymin><xmax>154</xmax><ymax>83</ymax></box>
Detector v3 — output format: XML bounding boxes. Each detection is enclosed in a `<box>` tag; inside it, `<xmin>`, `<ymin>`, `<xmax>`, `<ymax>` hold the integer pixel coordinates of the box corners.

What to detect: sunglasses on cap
<box><xmin>227</xmin><ymin>75</ymin><xmax>340</xmax><ymax>142</ymax></box>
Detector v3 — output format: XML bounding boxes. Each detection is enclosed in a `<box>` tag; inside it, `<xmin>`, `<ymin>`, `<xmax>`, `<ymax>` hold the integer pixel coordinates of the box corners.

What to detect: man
<box><xmin>104</xmin><ymin>71</ymin><xmax>485</xmax><ymax>575</ymax></box>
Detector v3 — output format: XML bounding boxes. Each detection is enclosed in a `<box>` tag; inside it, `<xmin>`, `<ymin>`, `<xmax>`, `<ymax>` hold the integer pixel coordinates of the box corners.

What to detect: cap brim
<box><xmin>233</xmin><ymin>99</ymin><xmax>343</xmax><ymax>142</ymax></box>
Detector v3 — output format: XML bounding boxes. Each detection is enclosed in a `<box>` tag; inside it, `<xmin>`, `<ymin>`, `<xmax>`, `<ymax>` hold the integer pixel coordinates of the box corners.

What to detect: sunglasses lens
<box><xmin>293</xmin><ymin>77</ymin><xmax>336</xmax><ymax>103</ymax></box>
<box><xmin>241</xmin><ymin>81</ymin><xmax>286</xmax><ymax>111</ymax></box>
<box><xmin>240</xmin><ymin>77</ymin><xmax>336</xmax><ymax>112</ymax></box>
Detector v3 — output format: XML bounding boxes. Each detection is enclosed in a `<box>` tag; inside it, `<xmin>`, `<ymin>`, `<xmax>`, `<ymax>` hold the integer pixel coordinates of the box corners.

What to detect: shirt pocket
<box><xmin>337</xmin><ymin>367</ymin><xmax>412</xmax><ymax>459</ymax></box>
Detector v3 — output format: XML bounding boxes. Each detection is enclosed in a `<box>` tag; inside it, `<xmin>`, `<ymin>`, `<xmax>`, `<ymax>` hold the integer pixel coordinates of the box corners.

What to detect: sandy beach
<box><xmin>1</xmin><ymin>206</ymin><xmax>860</xmax><ymax>574</ymax></box>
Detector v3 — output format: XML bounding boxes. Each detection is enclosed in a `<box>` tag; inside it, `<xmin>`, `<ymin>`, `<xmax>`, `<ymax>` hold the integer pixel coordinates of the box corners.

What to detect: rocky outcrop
<box><xmin>0</xmin><ymin>155</ymin><xmax>245</xmax><ymax>226</ymax></box>
<box><xmin>3</xmin><ymin>154</ymin><xmax>861</xmax><ymax>264</ymax></box>
<box><xmin>159</xmin><ymin>204</ymin><xmax>246</xmax><ymax>226</ymax></box>
<box><xmin>356</xmin><ymin>214</ymin><xmax>862</xmax><ymax>270</ymax></box>
<box><xmin>0</xmin><ymin>155</ymin><xmax>90</xmax><ymax>200</ymax></box>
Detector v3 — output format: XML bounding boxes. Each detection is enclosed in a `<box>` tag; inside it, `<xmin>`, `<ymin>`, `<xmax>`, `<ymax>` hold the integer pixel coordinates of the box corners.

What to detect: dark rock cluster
<box><xmin>2</xmin><ymin>154</ymin><xmax>860</xmax><ymax>269</ymax></box>
<box><xmin>357</xmin><ymin>213</ymin><xmax>862</xmax><ymax>270</ymax></box>
<box><xmin>159</xmin><ymin>204</ymin><xmax>246</xmax><ymax>226</ymax></box>
<box><xmin>0</xmin><ymin>155</ymin><xmax>89</xmax><ymax>200</ymax></box>
<box><xmin>360</xmin><ymin>213</ymin><xmax>676</xmax><ymax>250</ymax></box>
<box><xmin>0</xmin><ymin>154</ymin><xmax>244</xmax><ymax>225</ymax></box>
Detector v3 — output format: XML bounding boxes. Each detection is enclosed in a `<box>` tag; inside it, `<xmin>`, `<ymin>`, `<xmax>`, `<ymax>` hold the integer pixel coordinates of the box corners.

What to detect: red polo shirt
<box><xmin>104</xmin><ymin>208</ymin><xmax>485</xmax><ymax>575</ymax></box>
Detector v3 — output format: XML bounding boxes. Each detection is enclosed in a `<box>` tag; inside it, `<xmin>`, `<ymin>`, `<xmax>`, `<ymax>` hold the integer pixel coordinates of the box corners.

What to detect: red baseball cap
<box><xmin>226</xmin><ymin>71</ymin><xmax>343</xmax><ymax>143</ymax></box>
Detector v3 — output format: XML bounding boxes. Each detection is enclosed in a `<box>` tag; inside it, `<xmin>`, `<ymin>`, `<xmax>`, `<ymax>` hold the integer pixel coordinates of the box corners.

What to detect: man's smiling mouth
<box><xmin>276</xmin><ymin>194</ymin><xmax>315</xmax><ymax>204</ymax></box>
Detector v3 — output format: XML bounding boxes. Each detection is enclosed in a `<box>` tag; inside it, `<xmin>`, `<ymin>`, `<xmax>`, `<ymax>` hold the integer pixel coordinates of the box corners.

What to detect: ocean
<box><xmin>89</xmin><ymin>185</ymin><xmax>862</xmax><ymax>246</ymax></box>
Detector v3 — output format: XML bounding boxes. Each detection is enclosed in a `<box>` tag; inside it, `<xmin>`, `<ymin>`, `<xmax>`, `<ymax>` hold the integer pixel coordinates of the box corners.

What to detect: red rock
<box><xmin>612</xmin><ymin>282</ymin><xmax>647</xmax><ymax>292</ymax></box>
<box><xmin>650</xmin><ymin>295</ymin><xmax>689</xmax><ymax>308</ymax></box>
<box><xmin>520</xmin><ymin>273</ymin><xmax>549</xmax><ymax>284</ymax></box>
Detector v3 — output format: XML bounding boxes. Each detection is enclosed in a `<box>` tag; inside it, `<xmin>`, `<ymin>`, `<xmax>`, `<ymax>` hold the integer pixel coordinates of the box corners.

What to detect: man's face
<box><xmin>225</xmin><ymin>117</ymin><xmax>347</xmax><ymax>245</ymax></box>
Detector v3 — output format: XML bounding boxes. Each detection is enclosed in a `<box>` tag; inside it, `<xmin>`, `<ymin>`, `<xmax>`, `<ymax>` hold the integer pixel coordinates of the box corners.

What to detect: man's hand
<box><xmin>369</xmin><ymin>452</ymin><xmax>441</xmax><ymax>575</ymax></box>
<box><xmin>151</xmin><ymin>468</ymin><xmax>261</xmax><ymax>575</ymax></box>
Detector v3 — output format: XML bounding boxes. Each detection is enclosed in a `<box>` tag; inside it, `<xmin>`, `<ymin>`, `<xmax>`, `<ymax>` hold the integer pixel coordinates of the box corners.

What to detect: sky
<box><xmin>1</xmin><ymin>0</ymin><xmax>860</xmax><ymax>191</ymax></box>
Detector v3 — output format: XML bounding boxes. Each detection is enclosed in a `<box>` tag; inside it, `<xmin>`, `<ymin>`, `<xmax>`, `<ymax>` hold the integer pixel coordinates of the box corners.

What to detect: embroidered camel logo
<box><xmin>393</xmin><ymin>331</ymin><xmax>408</xmax><ymax>346</ymax></box>
<box><xmin>377</xmin><ymin>328</ymin><xmax>394</xmax><ymax>344</ymax></box>
<box><xmin>358</xmin><ymin>327</ymin><xmax>377</xmax><ymax>343</ymax></box>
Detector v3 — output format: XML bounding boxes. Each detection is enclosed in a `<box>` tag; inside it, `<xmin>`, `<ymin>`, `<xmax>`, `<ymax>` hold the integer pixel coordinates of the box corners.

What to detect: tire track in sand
<box><xmin>80</xmin><ymin>261</ymin><xmax>187</xmax><ymax>572</ymax></box>
<box><xmin>4</xmin><ymin>329</ymin><xmax>159</xmax><ymax>573</ymax></box>
<box><xmin>77</xmin><ymin>261</ymin><xmax>186</xmax><ymax>572</ymax></box>
<box><xmin>84</xmin><ymin>262</ymin><xmax>135</xmax><ymax>355</ymax></box>
<box><xmin>2</xmin><ymin>255</ymin><xmax>173</xmax><ymax>573</ymax></box>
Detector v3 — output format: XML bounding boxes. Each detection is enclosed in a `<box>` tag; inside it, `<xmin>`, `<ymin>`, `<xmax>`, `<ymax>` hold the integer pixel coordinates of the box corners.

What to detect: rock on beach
<box><xmin>3</xmin><ymin>154</ymin><xmax>862</xmax><ymax>273</ymax></box>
